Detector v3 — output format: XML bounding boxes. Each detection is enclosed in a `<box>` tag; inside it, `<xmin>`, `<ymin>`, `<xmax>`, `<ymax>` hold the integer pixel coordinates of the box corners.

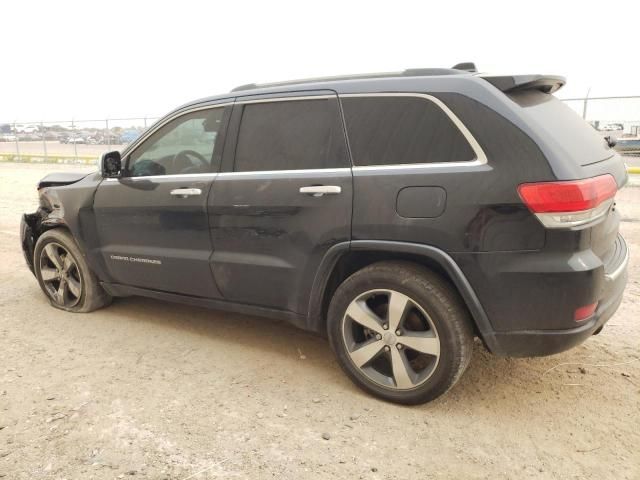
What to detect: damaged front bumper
<box><xmin>20</xmin><ymin>212</ymin><xmax>39</xmax><ymax>274</ymax></box>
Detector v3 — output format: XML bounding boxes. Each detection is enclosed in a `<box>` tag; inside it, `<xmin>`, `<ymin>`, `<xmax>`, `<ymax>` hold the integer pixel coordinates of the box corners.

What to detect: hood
<box><xmin>37</xmin><ymin>171</ymin><xmax>92</xmax><ymax>189</ymax></box>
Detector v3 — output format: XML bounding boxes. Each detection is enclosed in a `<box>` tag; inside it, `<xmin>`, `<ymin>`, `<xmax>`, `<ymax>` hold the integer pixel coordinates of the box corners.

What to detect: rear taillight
<box><xmin>518</xmin><ymin>174</ymin><xmax>617</xmax><ymax>228</ymax></box>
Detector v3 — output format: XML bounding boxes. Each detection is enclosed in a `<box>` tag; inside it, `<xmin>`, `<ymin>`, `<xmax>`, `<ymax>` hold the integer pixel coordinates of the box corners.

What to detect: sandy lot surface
<box><xmin>0</xmin><ymin>163</ymin><xmax>639</xmax><ymax>480</ymax></box>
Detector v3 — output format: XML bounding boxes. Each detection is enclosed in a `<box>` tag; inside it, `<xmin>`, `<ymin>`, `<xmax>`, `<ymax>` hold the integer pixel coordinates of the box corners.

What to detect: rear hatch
<box><xmin>485</xmin><ymin>75</ymin><xmax>628</xmax><ymax>277</ymax></box>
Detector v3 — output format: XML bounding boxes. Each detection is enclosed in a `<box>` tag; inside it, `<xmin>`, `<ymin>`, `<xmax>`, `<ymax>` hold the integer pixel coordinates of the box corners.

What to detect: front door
<box><xmin>209</xmin><ymin>93</ymin><xmax>353</xmax><ymax>314</ymax></box>
<box><xmin>94</xmin><ymin>103</ymin><xmax>231</xmax><ymax>298</ymax></box>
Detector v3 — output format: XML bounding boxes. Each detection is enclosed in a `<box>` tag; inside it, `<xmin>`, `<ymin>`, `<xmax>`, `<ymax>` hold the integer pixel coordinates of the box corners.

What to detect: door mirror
<box><xmin>101</xmin><ymin>151</ymin><xmax>122</xmax><ymax>178</ymax></box>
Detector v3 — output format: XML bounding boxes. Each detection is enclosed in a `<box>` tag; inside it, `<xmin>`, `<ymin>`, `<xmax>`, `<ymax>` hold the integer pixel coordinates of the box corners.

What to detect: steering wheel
<box><xmin>171</xmin><ymin>149</ymin><xmax>208</xmax><ymax>174</ymax></box>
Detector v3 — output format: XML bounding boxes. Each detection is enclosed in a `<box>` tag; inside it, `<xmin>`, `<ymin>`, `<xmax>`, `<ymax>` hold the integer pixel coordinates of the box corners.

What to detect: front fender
<box><xmin>20</xmin><ymin>213</ymin><xmax>39</xmax><ymax>273</ymax></box>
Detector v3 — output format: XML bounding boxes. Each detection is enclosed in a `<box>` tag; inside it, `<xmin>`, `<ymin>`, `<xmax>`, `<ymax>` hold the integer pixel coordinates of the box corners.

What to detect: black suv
<box><xmin>21</xmin><ymin>65</ymin><xmax>629</xmax><ymax>404</ymax></box>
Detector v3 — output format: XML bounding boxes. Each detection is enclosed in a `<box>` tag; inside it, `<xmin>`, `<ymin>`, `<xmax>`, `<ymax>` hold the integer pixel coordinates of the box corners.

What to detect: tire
<box><xmin>33</xmin><ymin>229</ymin><xmax>111</xmax><ymax>313</ymax></box>
<box><xmin>327</xmin><ymin>261</ymin><xmax>473</xmax><ymax>405</ymax></box>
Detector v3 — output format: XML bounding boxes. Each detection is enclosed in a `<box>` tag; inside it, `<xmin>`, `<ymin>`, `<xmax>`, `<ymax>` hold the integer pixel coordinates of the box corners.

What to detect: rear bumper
<box><xmin>485</xmin><ymin>236</ymin><xmax>629</xmax><ymax>357</ymax></box>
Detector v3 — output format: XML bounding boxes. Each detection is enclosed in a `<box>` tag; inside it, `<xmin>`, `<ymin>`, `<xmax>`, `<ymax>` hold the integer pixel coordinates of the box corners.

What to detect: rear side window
<box><xmin>508</xmin><ymin>90</ymin><xmax>612</xmax><ymax>166</ymax></box>
<box><xmin>341</xmin><ymin>96</ymin><xmax>476</xmax><ymax>166</ymax></box>
<box><xmin>234</xmin><ymin>98</ymin><xmax>348</xmax><ymax>172</ymax></box>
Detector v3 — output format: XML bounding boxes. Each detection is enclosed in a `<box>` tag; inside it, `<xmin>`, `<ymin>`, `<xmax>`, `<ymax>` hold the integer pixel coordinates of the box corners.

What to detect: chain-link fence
<box><xmin>0</xmin><ymin>117</ymin><xmax>159</xmax><ymax>165</ymax></box>
<box><xmin>1</xmin><ymin>95</ymin><xmax>639</xmax><ymax>165</ymax></box>
<box><xmin>563</xmin><ymin>96</ymin><xmax>640</xmax><ymax>159</ymax></box>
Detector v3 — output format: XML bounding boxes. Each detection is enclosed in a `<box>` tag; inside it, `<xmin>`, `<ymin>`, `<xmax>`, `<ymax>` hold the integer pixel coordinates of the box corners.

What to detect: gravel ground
<box><xmin>0</xmin><ymin>163</ymin><xmax>639</xmax><ymax>480</ymax></box>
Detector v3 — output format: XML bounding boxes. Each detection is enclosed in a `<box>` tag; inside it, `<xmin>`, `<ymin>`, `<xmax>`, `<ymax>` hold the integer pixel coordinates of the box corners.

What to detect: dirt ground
<box><xmin>0</xmin><ymin>163</ymin><xmax>639</xmax><ymax>480</ymax></box>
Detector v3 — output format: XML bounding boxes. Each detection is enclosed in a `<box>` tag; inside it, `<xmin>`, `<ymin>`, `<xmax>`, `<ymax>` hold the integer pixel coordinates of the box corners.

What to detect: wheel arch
<box><xmin>22</xmin><ymin>209</ymin><xmax>72</xmax><ymax>273</ymax></box>
<box><xmin>307</xmin><ymin>240</ymin><xmax>498</xmax><ymax>352</ymax></box>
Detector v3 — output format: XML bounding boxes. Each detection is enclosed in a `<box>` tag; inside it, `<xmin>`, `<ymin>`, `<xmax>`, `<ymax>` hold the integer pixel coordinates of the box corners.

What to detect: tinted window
<box><xmin>508</xmin><ymin>90</ymin><xmax>611</xmax><ymax>166</ymax></box>
<box><xmin>234</xmin><ymin>98</ymin><xmax>348</xmax><ymax>172</ymax></box>
<box><xmin>342</xmin><ymin>96</ymin><xmax>475</xmax><ymax>166</ymax></box>
<box><xmin>127</xmin><ymin>107</ymin><xmax>225</xmax><ymax>177</ymax></box>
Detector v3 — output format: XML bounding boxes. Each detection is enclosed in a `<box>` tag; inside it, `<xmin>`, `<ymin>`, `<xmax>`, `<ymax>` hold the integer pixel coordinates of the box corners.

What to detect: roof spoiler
<box><xmin>482</xmin><ymin>74</ymin><xmax>566</xmax><ymax>94</ymax></box>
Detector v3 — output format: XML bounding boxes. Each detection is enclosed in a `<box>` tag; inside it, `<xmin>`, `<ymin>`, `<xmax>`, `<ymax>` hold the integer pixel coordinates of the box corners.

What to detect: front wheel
<box><xmin>33</xmin><ymin>229</ymin><xmax>111</xmax><ymax>313</ymax></box>
<box><xmin>327</xmin><ymin>261</ymin><xmax>474</xmax><ymax>405</ymax></box>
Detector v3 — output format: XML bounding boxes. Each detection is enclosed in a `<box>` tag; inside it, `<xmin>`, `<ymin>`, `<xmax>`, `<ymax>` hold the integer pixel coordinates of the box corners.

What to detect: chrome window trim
<box><xmin>117</xmin><ymin>92</ymin><xmax>487</xmax><ymax>178</ymax></box>
<box><xmin>340</xmin><ymin>92</ymin><xmax>488</xmax><ymax>170</ymax></box>
<box><xmin>104</xmin><ymin>168</ymin><xmax>353</xmax><ymax>181</ymax></box>
<box><xmin>121</xmin><ymin>102</ymin><xmax>233</xmax><ymax>164</ymax></box>
<box><xmin>104</xmin><ymin>172</ymin><xmax>218</xmax><ymax>182</ymax></box>
<box><xmin>217</xmin><ymin>167</ymin><xmax>351</xmax><ymax>177</ymax></box>
<box><xmin>351</xmin><ymin>159</ymin><xmax>486</xmax><ymax>172</ymax></box>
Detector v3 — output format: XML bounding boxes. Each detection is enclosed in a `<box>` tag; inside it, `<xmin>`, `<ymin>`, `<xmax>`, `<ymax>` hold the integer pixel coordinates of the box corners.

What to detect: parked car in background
<box><xmin>13</xmin><ymin>124</ymin><xmax>39</xmax><ymax>134</ymax></box>
<box><xmin>599</xmin><ymin>123</ymin><xmax>623</xmax><ymax>132</ymax></box>
<box><xmin>61</xmin><ymin>135</ymin><xmax>86</xmax><ymax>144</ymax></box>
<box><xmin>100</xmin><ymin>135</ymin><xmax>121</xmax><ymax>145</ymax></box>
<box><xmin>119</xmin><ymin>129</ymin><xmax>140</xmax><ymax>144</ymax></box>
<box><xmin>0</xmin><ymin>133</ymin><xmax>17</xmax><ymax>142</ymax></box>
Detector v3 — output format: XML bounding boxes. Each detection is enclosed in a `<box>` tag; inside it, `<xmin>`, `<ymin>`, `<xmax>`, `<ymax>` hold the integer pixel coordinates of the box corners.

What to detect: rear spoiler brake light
<box><xmin>482</xmin><ymin>74</ymin><xmax>566</xmax><ymax>94</ymax></box>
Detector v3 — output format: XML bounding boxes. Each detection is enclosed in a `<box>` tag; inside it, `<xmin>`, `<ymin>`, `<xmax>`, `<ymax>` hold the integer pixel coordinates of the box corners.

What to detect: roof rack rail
<box><xmin>230</xmin><ymin>63</ymin><xmax>476</xmax><ymax>92</ymax></box>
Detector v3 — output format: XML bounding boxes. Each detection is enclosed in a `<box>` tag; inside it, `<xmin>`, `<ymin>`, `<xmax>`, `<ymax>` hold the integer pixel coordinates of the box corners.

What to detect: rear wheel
<box><xmin>34</xmin><ymin>229</ymin><xmax>111</xmax><ymax>313</ymax></box>
<box><xmin>327</xmin><ymin>261</ymin><xmax>473</xmax><ymax>404</ymax></box>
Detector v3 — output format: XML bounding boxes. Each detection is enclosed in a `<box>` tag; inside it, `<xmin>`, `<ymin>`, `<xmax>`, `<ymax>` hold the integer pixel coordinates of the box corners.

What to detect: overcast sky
<box><xmin>2</xmin><ymin>0</ymin><xmax>639</xmax><ymax>122</ymax></box>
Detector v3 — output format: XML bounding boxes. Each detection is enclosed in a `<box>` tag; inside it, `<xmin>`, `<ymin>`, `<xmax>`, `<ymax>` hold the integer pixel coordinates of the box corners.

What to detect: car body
<box><xmin>20</xmin><ymin>65</ymin><xmax>630</xmax><ymax>404</ymax></box>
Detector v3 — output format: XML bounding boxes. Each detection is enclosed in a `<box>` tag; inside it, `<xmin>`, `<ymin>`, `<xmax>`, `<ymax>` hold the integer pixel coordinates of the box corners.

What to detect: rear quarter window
<box><xmin>341</xmin><ymin>96</ymin><xmax>476</xmax><ymax>166</ymax></box>
<box><xmin>507</xmin><ymin>90</ymin><xmax>612</xmax><ymax>166</ymax></box>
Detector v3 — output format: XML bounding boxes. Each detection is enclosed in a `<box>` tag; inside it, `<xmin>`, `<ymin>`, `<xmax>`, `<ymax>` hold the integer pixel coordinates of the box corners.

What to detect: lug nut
<box><xmin>397</xmin><ymin>344</ymin><xmax>403</xmax><ymax>350</ymax></box>
<box><xmin>396</xmin><ymin>329</ymin><xmax>402</xmax><ymax>336</ymax></box>
<box><xmin>384</xmin><ymin>346</ymin><xmax>390</xmax><ymax>352</ymax></box>
<box><xmin>376</xmin><ymin>334</ymin><xmax>382</xmax><ymax>340</ymax></box>
<box><xmin>383</xmin><ymin>324</ymin><xmax>389</xmax><ymax>330</ymax></box>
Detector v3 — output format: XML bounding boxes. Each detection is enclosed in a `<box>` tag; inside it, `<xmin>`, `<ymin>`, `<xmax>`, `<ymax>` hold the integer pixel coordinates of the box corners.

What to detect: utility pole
<box><xmin>582</xmin><ymin>87</ymin><xmax>591</xmax><ymax>120</ymax></box>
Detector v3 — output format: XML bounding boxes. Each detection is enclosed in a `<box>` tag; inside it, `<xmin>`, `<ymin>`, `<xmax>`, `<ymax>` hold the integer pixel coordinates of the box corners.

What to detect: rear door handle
<box><xmin>299</xmin><ymin>185</ymin><xmax>342</xmax><ymax>197</ymax></box>
<box><xmin>170</xmin><ymin>188</ymin><xmax>202</xmax><ymax>198</ymax></box>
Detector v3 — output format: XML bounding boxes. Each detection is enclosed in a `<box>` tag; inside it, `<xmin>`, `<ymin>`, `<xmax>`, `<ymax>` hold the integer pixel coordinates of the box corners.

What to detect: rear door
<box><xmin>94</xmin><ymin>102</ymin><xmax>232</xmax><ymax>298</ymax></box>
<box><xmin>208</xmin><ymin>92</ymin><xmax>352</xmax><ymax>314</ymax></box>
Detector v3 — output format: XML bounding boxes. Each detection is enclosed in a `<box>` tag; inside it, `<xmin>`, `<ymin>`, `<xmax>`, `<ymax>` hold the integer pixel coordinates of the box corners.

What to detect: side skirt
<box><xmin>101</xmin><ymin>282</ymin><xmax>308</xmax><ymax>330</ymax></box>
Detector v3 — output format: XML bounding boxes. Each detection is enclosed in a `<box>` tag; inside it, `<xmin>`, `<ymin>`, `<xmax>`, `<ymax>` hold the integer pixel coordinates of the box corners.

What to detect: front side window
<box><xmin>234</xmin><ymin>98</ymin><xmax>348</xmax><ymax>172</ymax></box>
<box><xmin>127</xmin><ymin>107</ymin><xmax>225</xmax><ymax>177</ymax></box>
<box><xmin>341</xmin><ymin>96</ymin><xmax>476</xmax><ymax>166</ymax></box>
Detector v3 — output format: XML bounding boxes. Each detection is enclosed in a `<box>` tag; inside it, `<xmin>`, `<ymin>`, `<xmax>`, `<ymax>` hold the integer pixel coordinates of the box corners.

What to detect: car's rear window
<box><xmin>507</xmin><ymin>91</ymin><xmax>612</xmax><ymax>166</ymax></box>
<box><xmin>341</xmin><ymin>96</ymin><xmax>476</xmax><ymax>166</ymax></box>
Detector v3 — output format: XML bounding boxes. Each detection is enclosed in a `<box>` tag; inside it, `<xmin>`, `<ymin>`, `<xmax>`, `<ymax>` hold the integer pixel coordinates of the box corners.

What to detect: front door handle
<box><xmin>170</xmin><ymin>187</ymin><xmax>202</xmax><ymax>198</ymax></box>
<box><xmin>299</xmin><ymin>185</ymin><xmax>342</xmax><ymax>197</ymax></box>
